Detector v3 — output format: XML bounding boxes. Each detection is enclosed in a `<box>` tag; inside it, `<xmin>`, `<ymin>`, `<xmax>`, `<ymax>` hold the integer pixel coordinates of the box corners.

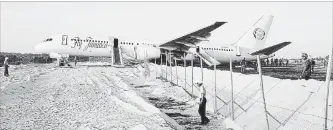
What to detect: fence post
<box><xmin>175</xmin><ymin>59</ymin><xmax>178</xmax><ymax>86</ymax></box>
<box><xmin>214</xmin><ymin>50</ymin><xmax>217</xmax><ymax>113</ymax></box>
<box><xmin>201</xmin><ymin>57</ymin><xmax>203</xmax><ymax>82</ymax></box>
<box><xmin>184</xmin><ymin>53</ymin><xmax>187</xmax><ymax>90</ymax></box>
<box><xmin>166</xmin><ymin>52</ymin><xmax>168</xmax><ymax>81</ymax></box>
<box><xmin>324</xmin><ymin>34</ymin><xmax>333</xmax><ymax>129</ymax></box>
<box><xmin>160</xmin><ymin>54</ymin><xmax>163</xmax><ymax>78</ymax></box>
<box><xmin>257</xmin><ymin>55</ymin><xmax>270</xmax><ymax>130</ymax></box>
<box><xmin>170</xmin><ymin>52</ymin><xmax>172</xmax><ymax>84</ymax></box>
<box><xmin>230</xmin><ymin>57</ymin><xmax>235</xmax><ymax>120</ymax></box>
<box><xmin>191</xmin><ymin>53</ymin><xmax>194</xmax><ymax>96</ymax></box>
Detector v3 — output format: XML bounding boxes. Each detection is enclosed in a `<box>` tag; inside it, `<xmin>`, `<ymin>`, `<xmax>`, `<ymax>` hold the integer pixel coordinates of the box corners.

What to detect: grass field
<box><xmin>212</xmin><ymin>63</ymin><xmax>332</xmax><ymax>81</ymax></box>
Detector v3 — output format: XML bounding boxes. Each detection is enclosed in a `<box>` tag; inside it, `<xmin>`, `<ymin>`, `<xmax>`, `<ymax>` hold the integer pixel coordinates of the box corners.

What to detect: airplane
<box><xmin>159</xmin><ymin>15</ymin><xmax>291</xmax><ymax>66</ymax></box>
<box><xmin>34</xmin><ymin>21</ymin><xmax>227</xmax><ymax>66</ymax></box>
<box><xmin>34</xmin><ymin>15</ymin><xmax>291</xmax><ymax>67</ymax></box>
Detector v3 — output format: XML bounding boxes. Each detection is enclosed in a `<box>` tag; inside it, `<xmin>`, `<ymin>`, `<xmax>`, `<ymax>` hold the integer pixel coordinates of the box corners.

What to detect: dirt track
<box><xmin>0</xmin><ymin>64</ymin><xmax>175</xmax><ymax>129</ymax></box>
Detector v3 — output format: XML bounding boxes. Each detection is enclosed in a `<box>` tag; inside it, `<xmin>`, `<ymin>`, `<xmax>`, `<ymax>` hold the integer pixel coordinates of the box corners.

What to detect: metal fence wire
<box><xmin>152</xmin><ymin>60</ymin><xmax>332</xmax><ymax>130</ymax></box>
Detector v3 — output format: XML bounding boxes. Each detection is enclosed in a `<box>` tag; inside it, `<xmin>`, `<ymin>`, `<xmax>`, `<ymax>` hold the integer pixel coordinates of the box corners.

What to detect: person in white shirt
<box><xmin>196</xmin><ymin>80</ymin><xmax>210</xmax><ymax>125</ymax></box>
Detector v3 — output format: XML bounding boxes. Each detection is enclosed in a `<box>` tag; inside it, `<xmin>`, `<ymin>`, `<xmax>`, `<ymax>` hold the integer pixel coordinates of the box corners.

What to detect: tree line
<box><xmin>0</xmin><ymin>52</ymin><xmax>90</xmax><ymax>67</ymax></box>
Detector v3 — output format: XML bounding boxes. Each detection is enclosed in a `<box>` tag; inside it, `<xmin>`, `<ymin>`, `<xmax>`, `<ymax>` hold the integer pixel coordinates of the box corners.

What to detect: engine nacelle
<box><xmin>134</xmin><ymin>46</ymin><xmax>161</xmax><ymax>61</ymax></box>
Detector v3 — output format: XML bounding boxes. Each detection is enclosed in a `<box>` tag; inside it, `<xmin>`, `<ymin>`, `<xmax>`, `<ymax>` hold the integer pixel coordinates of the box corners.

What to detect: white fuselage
<box><xmin>35</xmin><ymin>35</ymin><xmax>161</xmax><ymax>61</ymax></box>
<box><xmin>35</xmin><ymin>35</ymin><xmax>273</xmax><ymax>64</ymax></box>
<box><xmin>185</xmin><ymin>44</ymin><xmax>273</xmax><ymax>63</ymax></box>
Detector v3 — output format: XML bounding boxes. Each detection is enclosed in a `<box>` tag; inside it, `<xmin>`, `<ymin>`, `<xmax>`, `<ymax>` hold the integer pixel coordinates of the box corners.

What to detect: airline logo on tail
<box><xmin>253</xmin><ymin>28</ymin><xmax>265</xmax><ymax>40</ymax></box>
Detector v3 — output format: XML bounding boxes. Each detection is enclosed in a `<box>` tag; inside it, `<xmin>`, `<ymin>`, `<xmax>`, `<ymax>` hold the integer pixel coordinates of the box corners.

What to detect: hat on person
<box><xmin>302</xmin><ymin>53</ymin><xmax>308</xmax><ymax>57</ymax></box>
<box><xmin>5</xmin><ymin>57</ymin><xmax>8</xmax><ymax>60</ymax></box>
<box><xmin>195</xmin><ymin>80</ymin><xmax>203</xmax><ymax>86</ymax></box>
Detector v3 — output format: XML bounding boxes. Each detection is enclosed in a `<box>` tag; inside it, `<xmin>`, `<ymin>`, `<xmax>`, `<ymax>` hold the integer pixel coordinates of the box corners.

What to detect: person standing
<box><xmin>311</xmin><ymin>59</ymin><xmax>315</xmax><ymax>73</ymax></box>
<box><xmin>240</xmin><ymin>57</ymin><xmax>246</xmax><ymax>73</ymax></box>
<box><xmin>74</xmin><ymin>56</ymin><xmax>78</xmax><ymax>66</ymax></box>
<box><xmin>300</xmin><ymin>53</ymin><xmax>312</xmax><ymax>81</ymax></box>
<box><xmin>3</xmin><ymin>57</ymin><xmax>9</xmax><ymax>77</ymax></box>
<box><xmin>275</xmin><ymin>58</ymin><xmax>278</xmax><ymax>66</ymax></box>
<box><xmin>196</xmin><ymin>80</ymin><xmax>210</xmax><ymax>125</ymax></box>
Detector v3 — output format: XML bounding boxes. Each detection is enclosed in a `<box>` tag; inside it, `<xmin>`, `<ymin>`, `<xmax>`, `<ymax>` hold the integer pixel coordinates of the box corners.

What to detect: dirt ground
<box><xmin>0</xmin><ymin>64</ymin><xmax>177</xmax><ymax>130</ymax></box>
<box><xmin>118</xmin><ymin>67</ymin><xmax>227</xmax><ymax>130</ymax></box>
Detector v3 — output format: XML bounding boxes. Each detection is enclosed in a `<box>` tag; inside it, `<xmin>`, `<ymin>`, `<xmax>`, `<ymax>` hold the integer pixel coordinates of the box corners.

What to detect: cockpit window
<box><xmin>43</xmin><ymin>38</ymin><xmax>53</xmax><ymax>42</ymax></box>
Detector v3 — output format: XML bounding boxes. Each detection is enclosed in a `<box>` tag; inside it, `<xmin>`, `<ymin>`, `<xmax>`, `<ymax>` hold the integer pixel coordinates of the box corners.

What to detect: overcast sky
<box><xmin>0</xmin><ymin>2</ymin><xmax>332</xmax><ymax>58</ymax></box>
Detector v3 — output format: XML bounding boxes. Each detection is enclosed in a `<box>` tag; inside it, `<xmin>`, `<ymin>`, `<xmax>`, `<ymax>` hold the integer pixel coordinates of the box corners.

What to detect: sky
<box><xmin>0</xmin><ymin>2</ymin><xmax>332</xmax><ymax>58</ymax></box>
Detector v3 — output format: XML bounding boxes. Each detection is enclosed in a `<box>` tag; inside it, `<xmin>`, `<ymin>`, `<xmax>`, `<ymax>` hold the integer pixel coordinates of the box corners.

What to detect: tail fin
<box><xmin>235</xmin><ymin>15</ymin><xmax>274</xmax><ymax>51</ymax></box>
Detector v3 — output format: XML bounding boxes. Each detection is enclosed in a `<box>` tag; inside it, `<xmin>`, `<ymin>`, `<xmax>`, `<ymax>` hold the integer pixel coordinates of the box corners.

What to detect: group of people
<box><xmin>265</xmin><ymin>58</ymin><xmax>289</xmax><ymax>66</ymax></box>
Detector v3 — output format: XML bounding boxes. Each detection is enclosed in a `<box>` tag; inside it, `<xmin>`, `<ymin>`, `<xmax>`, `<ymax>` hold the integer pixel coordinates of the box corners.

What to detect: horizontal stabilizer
<box><xmin>251</xmin><ymin>42</ymin><xmax>291</xmax><ymax>55</ymax></box>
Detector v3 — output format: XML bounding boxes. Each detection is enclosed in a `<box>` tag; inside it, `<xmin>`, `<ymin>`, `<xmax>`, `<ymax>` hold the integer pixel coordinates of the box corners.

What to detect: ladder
<box><xmin>190</xmin><ymin>47</ymin><xmax>220</xmax><ymax>66</ymax></box>
<box><xmin>109</xmin><ymin>37</ymin><xmax>124</xmax><ymax>67</ymax></box>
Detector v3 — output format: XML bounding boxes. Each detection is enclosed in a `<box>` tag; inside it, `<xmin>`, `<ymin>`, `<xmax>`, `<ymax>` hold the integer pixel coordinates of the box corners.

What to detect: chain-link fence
<box><xmin>153</xmin><ymin>57</ymin><xmax>332</xmax><ymax>130</ymax></box>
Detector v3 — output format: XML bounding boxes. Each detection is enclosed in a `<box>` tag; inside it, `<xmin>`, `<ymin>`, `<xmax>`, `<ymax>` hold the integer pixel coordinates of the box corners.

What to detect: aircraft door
<box><xmin>236</xmin><ymin>46</ymin><xmax>241</xmax><ymax>56</ymax></box>
<box><xmin>196</xmin><ymin>46</ymin><xmax>200</xmax><ymax>53</ymax></box>
<box><xmin>62</xmin><ymin>35</ymin><xmax>68</xmax><ymax>45</ymax></box>
<box><xmin>114</xmin><ymin>38</ymin><xmax>119</xmax><ymax>48</ymax></box>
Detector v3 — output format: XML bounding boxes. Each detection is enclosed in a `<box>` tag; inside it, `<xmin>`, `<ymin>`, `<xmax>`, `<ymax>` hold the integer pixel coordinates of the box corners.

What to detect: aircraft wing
<box><xmin>159</xmin><ymin>22</ymin><xmax>227</xmax><ymax>52</ymax></box>
<box><xmin>250</xmin><ymin>42</ymin><xmax>291</xmax><ymax>55</ymax></box>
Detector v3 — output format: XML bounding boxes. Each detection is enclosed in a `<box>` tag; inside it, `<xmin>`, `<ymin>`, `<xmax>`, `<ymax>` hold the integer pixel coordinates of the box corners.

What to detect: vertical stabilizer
<box><xmin>235</xmin><ymin>15</ymin><xmax>274</xmax><ymax>51</ymax></box>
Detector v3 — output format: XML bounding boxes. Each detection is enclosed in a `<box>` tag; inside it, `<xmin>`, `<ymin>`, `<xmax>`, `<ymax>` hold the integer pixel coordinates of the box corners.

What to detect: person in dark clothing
<box><xmin>301</xmin><ymin>53</ymin><xmax>312</xmax><ymax>80</ymax></box>
<box><xmin>275</xmin><ymin>58</ymin><xmax>278</xmax><ymax>66</ymax></box>
<box><xmin>286</xmin><ymin>59</ymin><xmax>289</xmax><ymax>66</ymax></box>
<box><xmin>196</xmin><ymin>80</ymin><xmax>210</xmax><ymax>125</ymax></box>
<box><xmin>311</xmin><ymin>59</ymin><xmax>315</xmax><ymax>73</ymax></box>
<box><xmin>279</xmin><ymin>59</ymin><xmax>282</xmax><ymax>66</ymax></box>
<box><xmin>3</xmin><ymin>57</ymin><xmax>9</xmax><ymax>77</ymax></box>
